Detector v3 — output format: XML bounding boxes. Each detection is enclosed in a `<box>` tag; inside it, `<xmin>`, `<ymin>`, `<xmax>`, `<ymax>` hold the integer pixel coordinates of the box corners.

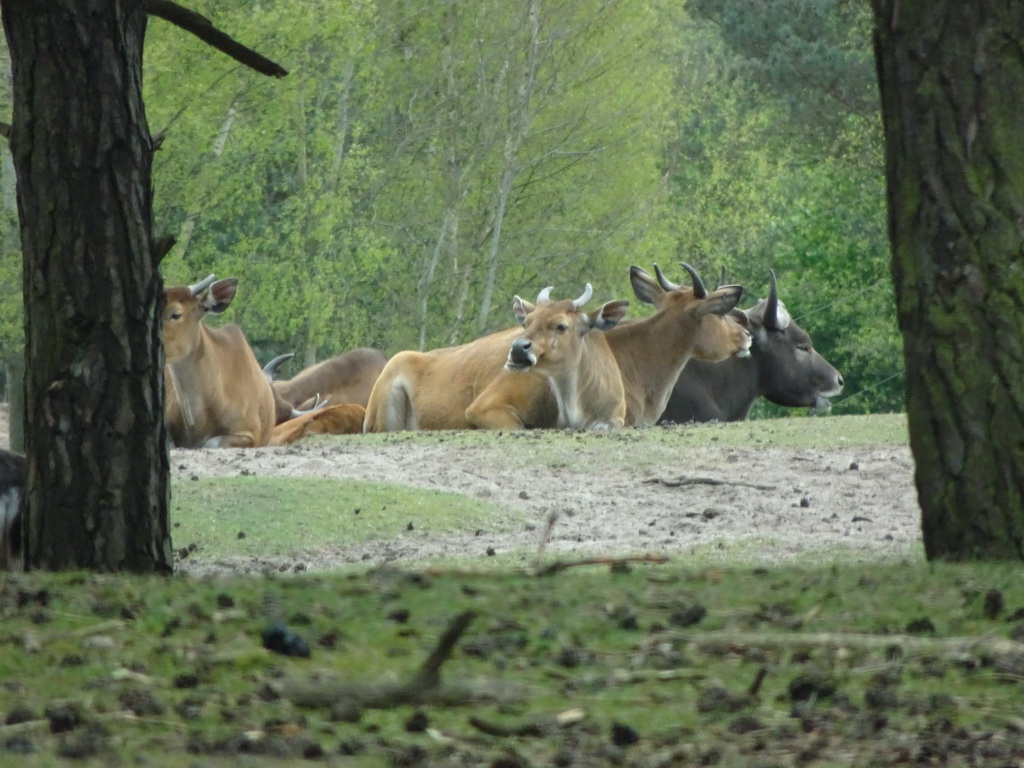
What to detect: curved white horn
<box><xmin>188</xmin><ymin>274</ymin><xmax>217</xmax><ymax>297</ymax></box>
<box><xmin>262</xmin><ymin>353</ymin><xmax>295</xmax><ymax>382</ymax></box>
<box><xmin>571</xmin><ymin>283</ymin><xmax>593</xmax><ymax>309</ymax></box>
<box><xmin>536</xmin><ymin>286</ymin><xmax>554</xmax><ymax>303</ymax></box>
<box><xmin>653</xmin><ymin>264</ymin><xmax>680</xmax><ymax>292</ymax></box>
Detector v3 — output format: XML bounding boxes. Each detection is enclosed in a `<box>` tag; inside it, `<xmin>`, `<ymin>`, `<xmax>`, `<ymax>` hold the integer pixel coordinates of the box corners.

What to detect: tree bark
<box><xmin>872</xmin><ymin>1</ymin><xmax>1024</xmax><ymax>559</ymax></box>
<box><xmin>1</xmin><ymin>0</ymin><xmax>172</xmax><ymax>571</ymax></box>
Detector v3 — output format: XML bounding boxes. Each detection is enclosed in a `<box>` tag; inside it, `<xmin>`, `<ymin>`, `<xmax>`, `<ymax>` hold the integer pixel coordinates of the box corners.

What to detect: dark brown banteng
<box><xmin>0</xmin><ymin>449</ymin><xmax>25</xmax><ymax>571</ymax></box>
<box><xmin>265</xmin><ymin>347</ymin><xmax>388</xmax><ymax>424</ymax></box>
<box><xmin>163</xmin><ymin>275</ymin><xmax>276</xmax><ymax>448</ymax></box>
<box><xmin>659</xmin><ymin>271</ymin><xmax>843</xmax><ymax>423</ymax></box>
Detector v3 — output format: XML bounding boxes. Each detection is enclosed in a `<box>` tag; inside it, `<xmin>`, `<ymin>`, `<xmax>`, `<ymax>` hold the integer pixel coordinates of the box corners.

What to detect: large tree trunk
<box><xmin>872</xmin><ymin>1</ymin><xmax>1024</xmax><ymax>559</ymax></box>
<box><xmin>2</xmin><ymin>0</ymin><xmax>172</xmax><ymax>571</ymax></box>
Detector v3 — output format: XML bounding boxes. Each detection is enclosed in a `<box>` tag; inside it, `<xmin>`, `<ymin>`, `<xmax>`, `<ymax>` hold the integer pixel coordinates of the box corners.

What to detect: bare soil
<box><xmin>1</xmin><ymin>403</ymin><xmax>922</xmax><ymax>573</ymax></box>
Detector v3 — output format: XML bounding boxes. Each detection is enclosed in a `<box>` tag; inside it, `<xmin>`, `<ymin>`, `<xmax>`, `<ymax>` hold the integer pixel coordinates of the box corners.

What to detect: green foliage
<box><xmin>2</xmin><ymin>0</ymin><xmax>903</xmax><ymax>413</ymax></box>
<box><xmin>659</xmin><ymin>7</ymin><xmax>901</xmax><ymax>414</ymax></box>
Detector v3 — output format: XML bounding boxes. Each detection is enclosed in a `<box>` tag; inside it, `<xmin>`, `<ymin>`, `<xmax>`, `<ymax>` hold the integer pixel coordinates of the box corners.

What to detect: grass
<box><xmin>172</xmin><ymin>478</ymin><xmax>510</xmax><ymax>561</ymax></box>
<box><xmin>6</xmin><ymin>413</ymin><xmax>1022</xmax><ymax>765</ymax></box>
<box><xmin>1</xmin><ymin>559</ymin><xmax>1023</xmax><ymax>766</ymax></box>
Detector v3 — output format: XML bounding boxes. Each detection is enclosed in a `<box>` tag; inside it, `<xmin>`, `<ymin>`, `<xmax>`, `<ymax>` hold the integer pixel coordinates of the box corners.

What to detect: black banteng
<box><xmin>659</xmin><ymin>271</ymin><xmax>843</xmax><ymax>423</ymax></box>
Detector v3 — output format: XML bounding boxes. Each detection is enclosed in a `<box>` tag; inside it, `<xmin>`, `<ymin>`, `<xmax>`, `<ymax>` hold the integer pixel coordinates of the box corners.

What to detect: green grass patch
<box><xmin>172</xmin><ymin>478</ymin><xmax>511</xmax><ymax>560</ymax></box>
<box><xmin>1</xmin><ymin>558</ymin><xmax>1022</xmax><ymax>766</ymax></box>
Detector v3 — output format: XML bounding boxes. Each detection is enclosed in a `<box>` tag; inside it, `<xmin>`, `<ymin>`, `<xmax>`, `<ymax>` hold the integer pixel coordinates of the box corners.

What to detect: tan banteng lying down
<box><xmin>364</xmin><ymin>284</ymin><xmax>630</xmax><ymax>432</ymax></box>
<box><xmin>270</xmin><ymin>404</ymin><xmax>367</xmax><ymax>445</ymax></box>
<box><xmin>163</xmin><ymin>275</ymin><xmax>276</xmax><ymax>448</ymax></box>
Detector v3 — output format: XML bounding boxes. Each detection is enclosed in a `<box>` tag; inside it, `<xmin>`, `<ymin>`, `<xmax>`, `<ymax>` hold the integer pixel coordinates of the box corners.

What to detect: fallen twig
<box><xmin>678</xmin><ymin>628</ymin><xmax>1021</xmax><ymax>660</ymax></box>
<box><xmin>644</xmin><ymin>475</ymin><xmax>776</xmax><ymax>491</ymax></box>
<box><xmin>533</xmin><ymin>553</ymin><xmax>669</xmax><ymax>577</ymax></box>
<box><xmin>531</xmin><ymin>511</ymin><xmax>559</xmax><ymax>570</ymax></box>
<box><xmin>468</xmin><ymin>708</ymin><xmax>586</xmax><ymax>738</ymax></box>
<box><xmin>282</xmin><ymin>611</ymin><xmax>521</xmax><ymax>710</ymax></box>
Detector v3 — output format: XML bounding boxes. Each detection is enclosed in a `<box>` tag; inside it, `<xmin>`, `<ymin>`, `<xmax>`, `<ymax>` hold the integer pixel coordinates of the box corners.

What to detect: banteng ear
<box><xmin>589</xmin><ymin>300</ymin><xmax>630</xmax><ymax>331</ymax></box>
<box><xmin>628</xmin><ymin>266</ymin><xmax>661</xmax><ymax>305</ymax></box>
<box><xmin>512</xmin><ymin>296</ymin><xmax>535</xmax><ymax>326</ymax></box>
<box><xmin>204</xmin><ymin>278</ymin><xmax>239</xmax><ymax>314</ymax></box>
<box><xmin>728</xmin><ymin>308</ymin><xmax>751</xmax><ymax>329</ymax></box>
<box><xmin>694</xmin><ymin>284</ymin><xmax>744</xmax><ymax>318</ymax></box>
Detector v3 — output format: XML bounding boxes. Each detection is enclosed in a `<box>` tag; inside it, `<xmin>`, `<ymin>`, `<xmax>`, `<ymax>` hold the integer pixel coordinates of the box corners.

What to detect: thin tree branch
<box><xmin>146</xmin><ymin>0</ymin><xmax>288</xmax><ymax>78</ymax></box>
<box><xmin>152</xmin><ymin>235</ymin><xmax>177</xmax><ymax>265</ymax></box>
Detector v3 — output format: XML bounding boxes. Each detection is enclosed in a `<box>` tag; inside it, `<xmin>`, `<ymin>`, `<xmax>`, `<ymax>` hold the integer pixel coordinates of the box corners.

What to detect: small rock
<box><xmin>45</xmin><ymin>704</ymin><xmax>82</xmax><ymax>734</ymax></box>
<box><xmin>905</xmin><ymin>617</ymin><xmax>936</xmax><ymax>635</ymax></box>
<box><xmin>261</xmin><ymin>623</ymin><xmax>311</xmax><ymax>658</ymax></box>
<box><xmin>486</xmin><ymin>547</ymin><xmax>496</xmax><ymax>556</ymax></box>
<box><xmin>668</xmin><ymin>604</ymin><xmax>707</xmax><ymax>628</ymax></box>
<box><xmin>405</xmin><ymin>711</ymin><xmax>429</xmax><ymax>732</ymax></box>
<box><xmin>787</xmin><ymin>671</ymin><xmax>837</xmax><ymax>703</ymax></box>
<box><xmin>610</xmin><ymin>722</ymin><xmax>640</xmax><ymax>747</ymax></box>
<box><xmin>983</xmin><ymin>589</ymin><xmax>1004</xmax><ymax>619</ymax></box>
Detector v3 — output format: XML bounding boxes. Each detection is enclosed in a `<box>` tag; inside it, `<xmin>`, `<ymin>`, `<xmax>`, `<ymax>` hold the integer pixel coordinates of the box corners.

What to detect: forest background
<box><xmin>0</xmin><ymin>0</ymin><xmax>902</xmax><ymax>417</ymax></box>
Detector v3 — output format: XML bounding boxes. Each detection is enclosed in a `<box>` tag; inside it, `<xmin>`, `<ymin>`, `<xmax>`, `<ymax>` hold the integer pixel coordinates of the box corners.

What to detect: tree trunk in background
<box><xmin>2</xmin><ymin>0</ymin><xmax>172</xmax><ymax>572</ymax></box>
<box><xmin>872</xmin><ymin>1</ymin><xmax>1024</xmax><ymax>559</ymax></box>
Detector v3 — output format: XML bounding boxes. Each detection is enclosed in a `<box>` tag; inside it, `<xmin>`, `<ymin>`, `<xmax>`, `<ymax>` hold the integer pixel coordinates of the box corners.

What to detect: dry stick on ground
<box><xmin>282</xmin><ymin>611</ymin><xmax>521</xmax><ymax>710</ymax></box>
<box><xmin>531</xmin><ymin>510</ymin><xmax>560</xmax><ymax>569</ymax></box>
<box><xmin>644</xmin><ymin>475</ymin><xmax>776</xmax><ymax>491</ymax></box>
<box><xmin>680</xmin><ymin>628</ymin><xmax>1022</xmax><ymax>661</ymax></box>
<box><xmin>146</xmin><ymin>0</ymin><xmax>288</xmax><ymax>77</ymax></box>
<box><xmin>468</xmin><ymin>708</ymin><xmax>587</xmax><ymax>738</ymax></box>
<box><xmin>534</xmin><ymin>553</ymin><xmax>671</xmax><ymax>577</ymax></box>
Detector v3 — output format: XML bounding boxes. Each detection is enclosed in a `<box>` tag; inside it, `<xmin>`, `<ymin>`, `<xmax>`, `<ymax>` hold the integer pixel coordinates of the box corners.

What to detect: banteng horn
<box><xmin>653</xmin><ymin>264</ymin><xmax>680</xmax><ymax>292</ymax></box>
<box><xmin>188</xmin><ymin>274</ymin><xmax>217</xmax><ymax>297</ymax></box>
<box><xmin>571</xmin><ymin>283</ymin><xmax>593</xmax><ymax>309</ymax></box>
<box><xmin>679</xmin><ymin>263</ymin><xmax>708</xmax><ymax>299</ymax></box>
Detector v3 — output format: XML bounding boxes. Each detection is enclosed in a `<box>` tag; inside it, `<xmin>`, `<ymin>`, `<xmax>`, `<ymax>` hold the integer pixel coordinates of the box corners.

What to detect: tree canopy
<box><xmin>1</xmin><ymin>0</ymin><xmax>901</xmax><ymax>414</ymax></box>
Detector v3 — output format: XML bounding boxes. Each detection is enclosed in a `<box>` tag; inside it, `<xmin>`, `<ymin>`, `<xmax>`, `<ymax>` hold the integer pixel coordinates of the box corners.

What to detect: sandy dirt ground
<box><xmin>0</xmin><ymin>404</ymin><xmax>923</xmax><ymax>574</ymax></box>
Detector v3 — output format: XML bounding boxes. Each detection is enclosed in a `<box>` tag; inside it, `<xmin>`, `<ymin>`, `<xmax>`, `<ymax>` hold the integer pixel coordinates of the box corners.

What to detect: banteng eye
<box><xmin>556</xmin><ymin>323</ymin><xmax>569</xmax><ymax>333</ymax></box>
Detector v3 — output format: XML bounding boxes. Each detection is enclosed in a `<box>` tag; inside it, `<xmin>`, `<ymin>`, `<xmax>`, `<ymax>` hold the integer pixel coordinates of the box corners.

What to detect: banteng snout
<box><xmin>507</xmin><ymin>338</ymin><xmax>536</xmax><ymax>370</ymax></box>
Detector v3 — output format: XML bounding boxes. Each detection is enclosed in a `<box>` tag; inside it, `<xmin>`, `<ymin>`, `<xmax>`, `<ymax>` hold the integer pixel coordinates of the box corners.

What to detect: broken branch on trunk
<box><xmin>146</xmin><ymin>0</ymin><xmax>288</xmax><ymax>78</ymax></box>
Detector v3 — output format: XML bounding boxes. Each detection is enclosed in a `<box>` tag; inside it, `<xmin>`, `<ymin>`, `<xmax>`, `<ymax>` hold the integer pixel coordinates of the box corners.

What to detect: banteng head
<box><xmin>742</xmin><ymin>270</ymin><xmax>844</xmax><ymax>412</ymax></box>
<box><xmin>506</xmin><ymin>284</ymin><xmax>630</xmax><ymax>375</ymax></box>
<box><xmin>163</xmin><ymin>274</ymin><xmax>239</xmax><ymax>364</ymax></box>
<box><xmin>628</xmin><ymin>263</ymin><xmax>752</xmax><ymax>362</ymax></box>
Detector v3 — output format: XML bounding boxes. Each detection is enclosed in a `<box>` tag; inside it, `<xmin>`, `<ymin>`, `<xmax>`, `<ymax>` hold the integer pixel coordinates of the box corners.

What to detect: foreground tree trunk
<box><xmin>2</xmin><ymin>0</ymin><xmax>172</xmax><ymax>571</ymax></box>
<box><xmin>872</xmin><ymin>1</ymin><xmax>1024</xmax><ymax>559</ymax></box>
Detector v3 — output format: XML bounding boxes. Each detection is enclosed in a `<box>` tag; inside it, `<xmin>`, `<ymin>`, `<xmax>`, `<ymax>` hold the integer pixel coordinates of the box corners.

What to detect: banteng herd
<box><xmin>0</xmin><ymin>263</ymin><xmax>841</xmax><ymax>569</ymax></box>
